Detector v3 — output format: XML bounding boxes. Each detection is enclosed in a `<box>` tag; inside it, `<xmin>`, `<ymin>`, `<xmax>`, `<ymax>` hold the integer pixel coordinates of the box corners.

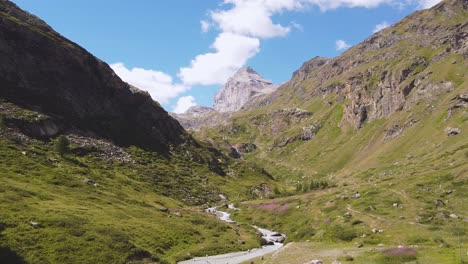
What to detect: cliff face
<box><xmin>249</xmin><ymin>0</ymin><xmax>467</xmax><ymax>129</ymax></box>
<box><xmin>0</xmin><ymin>0</ymin><xmax>186</xmax><ymax>152</ymax></box>
<box><xmin>214</xmin><ymin>67</ymin><xmax>278</xmax><ymax>113</ymax></box>
<box><xmin>170</xmin><ymin>106</ymin><xmax>230</xmax><ymax>130</ymax></box>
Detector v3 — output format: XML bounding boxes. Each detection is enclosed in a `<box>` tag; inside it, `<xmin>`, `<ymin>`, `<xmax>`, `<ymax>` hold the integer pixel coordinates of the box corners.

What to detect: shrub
<box><xmin>0</xmin><ymin>116</ymin><xmax>5</xmax><ymax>130</ymax></box>
<box><xmin>55</xmin><ymin>135</ymin><xmax>70</xmax><ymax>155</ymax></box>
<box><xmin>327</xmin><ymin>224</ymin><xmax>357</xmax><ymax>242</ymax></box>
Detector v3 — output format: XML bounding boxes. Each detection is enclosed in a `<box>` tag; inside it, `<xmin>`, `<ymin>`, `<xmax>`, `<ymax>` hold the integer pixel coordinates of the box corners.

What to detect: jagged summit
<box><xmin>213</xmin><ymin>67</ymin><xmax>278</xmax><ymax>112</ymax></box>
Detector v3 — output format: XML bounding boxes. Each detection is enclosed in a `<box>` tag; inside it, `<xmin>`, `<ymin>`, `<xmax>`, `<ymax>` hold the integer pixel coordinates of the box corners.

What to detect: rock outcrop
<box><xmin>0</xmin><ymin>0</ymin><xmax>186</xmax><ymax>152</ymax></box>
<box><xmin>250</xmin><ymin>0</ymin><xmax>467</xmax><ymax>129</ymax></box>
<box><xmin>214</xmin><ymin>67</ymin><xmax>278</xmax><ymax>113</ymax></box>
<box><xmin>170</xmin><ymin>106</ymin><xmax>230</xmax><ymax>130</ymax></box>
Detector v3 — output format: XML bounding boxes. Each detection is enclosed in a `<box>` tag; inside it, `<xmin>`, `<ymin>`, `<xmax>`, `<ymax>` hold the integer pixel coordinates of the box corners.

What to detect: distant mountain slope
<box><xmin>172</xmin><ymin>67</ymin><xmax>278</xmax><ymax>130</ymax></box>
<box><xmin>0</xmin><ymin>0</ymin><xmax>185</xmax><ymax>152</ymax></box>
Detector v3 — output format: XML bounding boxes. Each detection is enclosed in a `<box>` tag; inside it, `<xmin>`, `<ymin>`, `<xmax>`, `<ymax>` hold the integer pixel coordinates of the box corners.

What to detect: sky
<box><xmin>12</xmin><ymin>0</ymin><xmax>442</xmax><ymax>113</ymax></box>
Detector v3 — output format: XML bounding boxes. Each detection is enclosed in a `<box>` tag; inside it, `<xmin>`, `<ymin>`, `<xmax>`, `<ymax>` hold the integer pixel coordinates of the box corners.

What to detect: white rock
<box><xmin>449</xmin><ymin>214</ymin><xmax>459</xmax><ymax>219</ymax></box>
<box><xmin>214</xmin><ymin>67</ymin><xmax>278</xmax><ymax>112</ymax></box>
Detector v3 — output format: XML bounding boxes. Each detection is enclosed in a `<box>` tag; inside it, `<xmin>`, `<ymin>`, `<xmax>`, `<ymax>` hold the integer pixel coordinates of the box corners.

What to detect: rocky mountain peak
<box><xmin>214</xmin><ymin>67</ymin><xmax>278</xmax><ymax>112</ymax></box>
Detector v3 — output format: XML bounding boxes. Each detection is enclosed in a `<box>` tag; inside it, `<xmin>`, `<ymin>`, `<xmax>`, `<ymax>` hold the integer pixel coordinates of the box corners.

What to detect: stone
<box><xmin>303</xmin><ymin>260</ymin><xmax>323</xmax><ymax>264</ymax></box>
<box><xmin>332</xmin><ymin>261</ymin><xmax>342</xmax><ymax>264</ymax></box>
<box><xmin>449</xmin><ymin>214</ymin><xmax>458</xmax><ymax>219</ymax></box>
<box><xmin>372</xmin><ymin>228</ymin><xmax>384</xmax><ymax>233</ymax></box>
<box><xmin>393</xmin><ymin>203</ymin><xmax>399</xmax><ymax>207</ymax></box>
<box><xmin>435</xmin><ymin>199</ymin><xmax>445</xmax><ymax>206</ymax></box>
<box><xmin>445</xmin><ymin>127</ymin><xmax>461</xmax><ymax>136</ymax></box>
<box><xmin>30</xmin><ymin>221</ymin><xmax>39</xmax><ymax>228</ymax></box>
<box><xmin>354</xmin><ymin>192</ymin><xmax>361</xmax><ymax>198</ymax></box>
<box><xmin>83</xmin><ymin>178</ymin><xmax>94</xmax><ymax>184</ymax></box>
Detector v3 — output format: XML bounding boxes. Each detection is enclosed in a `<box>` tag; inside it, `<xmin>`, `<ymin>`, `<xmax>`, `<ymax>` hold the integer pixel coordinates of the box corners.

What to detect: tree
<box><xmin>55</xmin><ymin>135</ymin><xmax>70</xmax><ymax>155</ymax></box>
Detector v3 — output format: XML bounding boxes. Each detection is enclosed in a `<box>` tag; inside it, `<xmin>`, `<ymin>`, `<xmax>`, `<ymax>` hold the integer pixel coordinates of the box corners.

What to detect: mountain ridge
<box><xmin>0</xmin><ymin>0</ymin><xmax>186</xmax><ymax>152</ymax></box>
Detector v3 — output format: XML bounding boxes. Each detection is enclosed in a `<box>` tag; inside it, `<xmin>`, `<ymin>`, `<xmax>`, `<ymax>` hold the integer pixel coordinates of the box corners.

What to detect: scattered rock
<box><xmin>232</xmin><ymin>143</ymin><xmax>257</xmax><ymax>153</ymax></box>
<box><xmin>21</xmin><ymin>151</ymin><xmax>27</xmax><ymax>155</ymax></box>
<box><xmin>445</xmin><ymin>127</ymin><xmax>461</xmax><ymax>136</ymax></box>
<box><xmin>435</xmin><ymin>199</ymin><xmax>445</xmax><ymax>207</ymax></box>
<box><xmin>449</xmin><ymin>213</ymin><xmax>458</xmax><ymax>219</ymax></box>
<box><xmin>93</xmin><ymin>183</ymin><xmax>99</xmax><ymax>188</ymax></box>
<box><xmin>171</xmin><ymin>212</ymin><xmax>182</xmax><ymax>217</ymax></box>
<box><xmin>357</xmin><ymin>243</ymin><xmax>364</xmax><ymax>248</ymax></box>
<box><xmin>393</xmin><ymin>203</ymin><xmax>399</xmax><ymax>207</ymax></box>
<box><xmin>372</xmin><ymin>228</ymin><xmax>384</xmax><ymax>234</ymax></box>
<box><xmin>354</xmin><ymin>192</ymin><xmax>361</xmax><ymax>199</ymax></box>
<box><xmin>83</xmin><ymin>178</ymin><xmax>94</xmax><ymax>184</ymax></box>
<box><xmin>378</xmin><ymin>244</ymin><xmax>385</xmax><ymax>247</ymax></box>
<box><xmin>30</xmin><ymin>221</ymin><xmax>40</xmax><ymax>228</ymax></box>
<box><xmin>343</xmin><ymin>212</ymin><xmax>352</xmax><ymax>218</ymax></box>
<box><xmin>302</xmin><ymin>122</ymin><xmax>321</xmax><ymax>141</ymax></box>
<box><xmin>303</xmin><ymin>260</ymin><xmax>323</xmax><ymax>264</ymax></box>
<box><xmin>435</xmin><ymin>212</ymin><xmax>446</xmax><ymax>220</ymax></box>
<box><xmin>332</xmin><ymin>260</ymin><xmax>342</xmax><ymax>264</ymax></box>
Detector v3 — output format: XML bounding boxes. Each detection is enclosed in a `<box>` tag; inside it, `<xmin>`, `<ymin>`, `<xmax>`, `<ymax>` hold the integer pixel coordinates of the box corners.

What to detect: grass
<box><xmin>0</xmin><ymin>113</ymin><xmax>277</xmax><ymax>263</ymax></box>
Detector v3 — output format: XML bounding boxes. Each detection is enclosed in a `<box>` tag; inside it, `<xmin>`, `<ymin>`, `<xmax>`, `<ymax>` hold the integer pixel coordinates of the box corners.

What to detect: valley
<box><xmin>0</xmin><ymin>0</ymin><xmax>467</xmax><ymax>263</ymax></box>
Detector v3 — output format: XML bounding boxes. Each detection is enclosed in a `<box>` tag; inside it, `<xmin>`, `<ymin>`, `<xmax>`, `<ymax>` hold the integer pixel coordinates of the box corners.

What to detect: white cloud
<box><xmin>178</xmin><ymin>32</ymin><xmax>260</xmax><ymax>86</ymax></box>
<box><xmin>201</xmin><ymin>20</ymin><xmax>211</xmax><ymax>33</ymax></box>
<box><xmin>336</xmin><ymin>39</ymin><xmax>351</xmax><ymax>51</ymax></box>
<box><xmin>173</xmin><ymin>96</ymin><xmax>197</xmax><ymax>113</ymax></box>
<box><xmin>373</xmin><ymin>21</ymin><xmax>390</xmax><ymax>33</ymax></box>
<box><xmin>110</xmin><ymin>63</ymin><xmax>189</xmax><ymax>104</ymax></box>
<box><xmin>417</xmin><ymin>0</ymin><xmax>441</xmax><ymax>9</ymax></box>
<box><xmin>210</xmin><ymin>0</ymin><xmax>302</xmax><ymax>38</ymax></box>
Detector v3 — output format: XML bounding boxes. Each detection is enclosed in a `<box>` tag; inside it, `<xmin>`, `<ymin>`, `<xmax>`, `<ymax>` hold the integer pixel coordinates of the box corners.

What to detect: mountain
<box><xmin>213</xmin><ymin>67</ymin><xmax>278</xmax><ymax>112</ymax></box>
<box><xmin>194</xmin><ymin>1</ymin><xmax>468</xmax><ymax>262</ymax></box>
<box><xmin>172</xmin><ymin>67</ymin><xmax>278</xmax><ymax>130</ymax></box>
<box><xmin>0</xmin><ymin>0</ymin><xmax>185</xmax><ymax>152</ymax></box>
<box><xmin>0</xmin><ymin>1</ymin><xmax>277</xmax><ymax>263</ymax></box>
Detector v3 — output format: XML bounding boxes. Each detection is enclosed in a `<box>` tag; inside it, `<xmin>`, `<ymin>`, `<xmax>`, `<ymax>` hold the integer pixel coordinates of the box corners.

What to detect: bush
<box><xmin>0</xmin><ymin>116</ymin><xmax>5</xmax><ymax>130</ymax></box>
<box><xmin>327</xmin><ymin>224</ymin><xmax>357</xmax><ymax>242</ymax></box>
<box><xmin>55</xmin><ymin>135</ymin><xmax>70</xmax><ymax>155</ymax></box>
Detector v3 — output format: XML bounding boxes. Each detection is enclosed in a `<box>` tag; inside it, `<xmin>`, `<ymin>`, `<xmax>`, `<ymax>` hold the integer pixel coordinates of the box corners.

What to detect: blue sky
<box><xmin>12</xmin><ymin>0</ymin><xmax>441</xmax><ymax>113</ymax></box>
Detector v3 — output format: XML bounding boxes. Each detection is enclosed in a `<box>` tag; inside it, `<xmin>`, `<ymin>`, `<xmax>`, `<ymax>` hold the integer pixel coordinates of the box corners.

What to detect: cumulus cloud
<box><xmin>417</xmin><ymin>0</ymin><xmax>442</xmax><ymax>9</ymax></box>
<box><xmin>110</xmin><ymin>63</ymin><xmax>189</xmax><ymax>104</ymax></box>
<box><xmin>173</xmin><ymin>96</ymin><xmax>197</xmax><ymax>113</ymax></box>
<box><xmin>179</xmin><ymin>0</ymin><xmax>417</xmax><ymax>87</ymax></box>
<box><xmin>178</xmin><ymin>32</ymin><xmax>260</xmax><ymax>86</ymax></box>
<box><xmin>336</xmin><ymin>39</ymin><xmax>351</xmax><ymax>51</ymax></box>
<box><xmin>373</xmin><ymin>21</ymin><xmax>390</xmax><ymax>33</ymax></box>
<box><xmin>201</xmin><ymin>20</ymin><xmax>211</xmax><ymax>32</ymax></box>
<box><xmin>210</xmin><ymin>0</ymin><xmax>301</xmax><ymax>38</ymax></box>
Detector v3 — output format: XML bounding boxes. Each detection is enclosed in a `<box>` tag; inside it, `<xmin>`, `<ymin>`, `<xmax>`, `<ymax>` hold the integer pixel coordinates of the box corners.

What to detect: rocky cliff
<box><xmin>247</xmin><ymin>0</ymin><xmax>467</xmax><ymax>129</ymax></box>
<box><xmin>0</xmin><ymin>0</ymin><xmax>186</xmax><ymax>152</ymax></box>
<box><xmin>214</xmin><ymin>67</ymin><xmax>278</xmax><ymax>112</ymax></box>
<box><xmin>170</xmin><ymin>106</ymin><xmax>230</xmax><ymax>130</ymax></box>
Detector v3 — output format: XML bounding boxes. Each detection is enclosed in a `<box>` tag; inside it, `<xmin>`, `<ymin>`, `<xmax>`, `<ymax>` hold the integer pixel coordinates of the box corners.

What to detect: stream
<box><xmin>178</xmin><ymin>205</ymin><xmax>286</xmax><ymax>264</ymax></box>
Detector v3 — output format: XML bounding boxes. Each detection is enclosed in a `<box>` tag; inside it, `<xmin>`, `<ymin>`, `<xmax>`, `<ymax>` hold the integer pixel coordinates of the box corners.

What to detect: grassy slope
<box><xmin>194</xmin><ymin>3</ymin><xmax>468</xmax><ymax>263</ymax></box>
<box><xmin>0</xmin><ymin>104</ymin><xmax>279</xmax><ymax>264</ymax></box>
